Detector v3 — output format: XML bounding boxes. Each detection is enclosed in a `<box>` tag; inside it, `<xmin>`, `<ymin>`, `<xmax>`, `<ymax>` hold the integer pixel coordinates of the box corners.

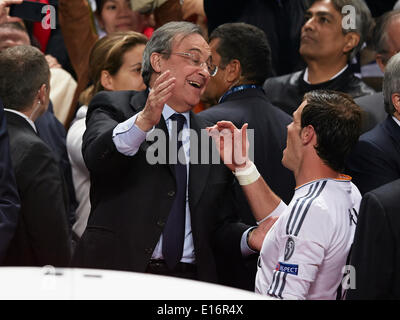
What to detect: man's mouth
<box><xmin>188</xmin><ymin>80</ymin><xmax>202</xmax><ymax>89</ymax></box>
<box><xmin>301</xmin><ymin>34</ymin><xmax>315</xmax><ymax>43</ymax></box>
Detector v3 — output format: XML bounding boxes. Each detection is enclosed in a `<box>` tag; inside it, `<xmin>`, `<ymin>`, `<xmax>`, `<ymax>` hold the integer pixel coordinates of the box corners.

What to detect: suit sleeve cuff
<box><xmin>112</xmin><ymin>113</ymin><xmax>153</xmax><ymax>156</ymax></box>
<box><xmin>241</xmin><ymin>226</ymin><xmax>258</xmax><ymax>257</ymax></box>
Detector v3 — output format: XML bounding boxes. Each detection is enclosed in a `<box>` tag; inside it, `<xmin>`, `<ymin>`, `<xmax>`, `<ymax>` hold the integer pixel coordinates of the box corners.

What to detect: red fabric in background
<box><xmin>31</xmin><ymin>0</ymin><xmax>51</xmax><ymax>52</ymax></box>
<box><xmin>143</xmin><ymin>27</ymin><xmax>154</xmax><ymax>39</ymax></box>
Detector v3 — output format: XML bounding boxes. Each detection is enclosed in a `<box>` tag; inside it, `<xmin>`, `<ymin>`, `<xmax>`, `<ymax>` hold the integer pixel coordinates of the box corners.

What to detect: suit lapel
<box><xmin>188</xmin><ymin>112</ymin><xmax>211</xmax><ymax>210</ymax></box>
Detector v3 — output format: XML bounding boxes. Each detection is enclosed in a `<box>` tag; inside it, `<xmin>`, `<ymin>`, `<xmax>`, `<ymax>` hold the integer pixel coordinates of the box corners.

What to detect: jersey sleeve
<box><xmin>266</xmin><ymin>200</ymin><xmax>333</xmax><ymax>300</ymax></box>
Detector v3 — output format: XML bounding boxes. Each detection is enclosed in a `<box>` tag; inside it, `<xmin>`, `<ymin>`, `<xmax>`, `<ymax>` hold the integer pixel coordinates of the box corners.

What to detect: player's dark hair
<box><xmin>302</xmin><ymin>90</ymin><xmax>362</xmax><ymax>172</ymax></box>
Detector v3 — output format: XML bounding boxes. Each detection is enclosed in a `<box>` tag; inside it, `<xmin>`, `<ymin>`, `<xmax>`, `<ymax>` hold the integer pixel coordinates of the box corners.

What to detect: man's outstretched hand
<box><xmin>207</xmin><ymin>120</ymin><xmax>250</xmax><ymax>172</ymax></box>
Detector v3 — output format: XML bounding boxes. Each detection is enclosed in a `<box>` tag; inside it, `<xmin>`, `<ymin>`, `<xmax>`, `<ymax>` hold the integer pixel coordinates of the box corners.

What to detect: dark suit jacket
<box><xmin>0</xmin><ymin>103</ymin><xmax>20</xmax><ymax>264</ymax></box>
<box><xmin>198</xmin><ymin>87</ymin><xmax>295</xmax><ymax>290</ymax></box>
<box><xmin>346</xmin><ymin>116</ymin><xmax>400</xmax><ymax>195</ymax></box>
<box><xmin>73</xmin><ymin>90</ymin><xmax>248</xmax><ymax>284</ymax></box>
<box><xmin>35</xmin><ymin>102</ymin><xmax>77</xmax><ymax>229</ymax></box>
<box><xmin>3</xmin><ymin>112</ymin><xmax>71</xmax><ymax>267</ymax></box>
<box><xmin>263</xmin><ymin>68</ymin><xmax>375</xmax><ymax>115</ymax></box>
<box><xmin>346</xmin><ymin>179</ymin><xmax>400</xmax><ymax>300</ymax></box>
<box><xmin>354</xmin><ymin>92</ymin><xmax>387</xmax><ymax>134</ymax></box>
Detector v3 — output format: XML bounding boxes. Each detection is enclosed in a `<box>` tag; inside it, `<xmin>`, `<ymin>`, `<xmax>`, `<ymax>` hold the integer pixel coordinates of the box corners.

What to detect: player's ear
<box><xmin>301</xmin><ymin>125</ymin><xmax>315</xmax><ymax>145</ymax></box>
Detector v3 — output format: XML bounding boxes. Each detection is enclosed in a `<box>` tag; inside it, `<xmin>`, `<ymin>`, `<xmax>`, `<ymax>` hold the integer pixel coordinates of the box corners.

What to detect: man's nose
<box><xmin>198</xmin><ymin>62</ymin><xmax>210</xmax><ymax>77</ymax></box>
<box><xmin>302</xmin><ymin>16</ymin><xmax>315</xmax><ymax>31</ymax></box>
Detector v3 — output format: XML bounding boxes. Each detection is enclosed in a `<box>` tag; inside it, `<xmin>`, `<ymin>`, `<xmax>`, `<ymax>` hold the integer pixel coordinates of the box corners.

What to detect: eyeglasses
<box><xmin>169</xmin><ymin>51</ymin><xmax>218</xmax><ymax>77</ymax></box>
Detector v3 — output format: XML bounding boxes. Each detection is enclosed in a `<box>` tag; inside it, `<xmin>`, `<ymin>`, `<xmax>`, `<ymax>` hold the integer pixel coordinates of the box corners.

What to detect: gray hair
<box><xmin>371</xmin><ymin>10</ymin><xmax>400</xmax><ymax>62</ymax></box>
<box><xmin>141</xmin><ymin>21</ymin><xmax>204</xmax><ymax>86</ymax></box>
<box><xmin>309</xmin><ymin>0</ymin><xmax>373</xmax><ymax>60</ymax></box>
<box><xmin>383</xmin><ymin>52</ymin><xmax>400</xmax><ymax>115</ymax></box>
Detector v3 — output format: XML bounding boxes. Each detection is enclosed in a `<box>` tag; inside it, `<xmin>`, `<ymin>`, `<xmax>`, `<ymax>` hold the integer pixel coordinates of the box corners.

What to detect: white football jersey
<box><xmin>255</xmin><ymin>177</ymin><xmax>361</xmax><ymax>300</ymax></box>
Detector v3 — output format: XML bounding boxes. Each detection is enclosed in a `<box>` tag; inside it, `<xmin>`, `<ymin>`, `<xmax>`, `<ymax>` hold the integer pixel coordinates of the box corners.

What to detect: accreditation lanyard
<box><xmin>218</xmin><ymin>85</ymin><xmax>262</xmax><ymax>104</ymax></box>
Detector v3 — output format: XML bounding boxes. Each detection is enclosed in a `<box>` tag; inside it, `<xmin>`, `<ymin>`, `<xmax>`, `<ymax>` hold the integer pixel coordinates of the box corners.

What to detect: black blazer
<box><xmin>354</xmin><ymin>92</ymin><xmax>387</xmax><ymax>134</ymax></box>
<box><xmin>35</xmin><ymin>102</ymin><xmax>77</xmax><ymax>229</ymax></box>
<box><xmin>346</xmin><ymin>116</ymin><xmax>400</xmax><ymax>195</ymax></box>
<box><xmin>263</xmin><ymin>68</ymin><xmax>375</xmax><ymax>115</ymax></box>
<box><xmin>346</xmin><ymin>179</ymin><xmax>400</xmax><ymax>300</ymax></box>
<box><xmin>3</xmin><ymin>112</ymin><xmax>71</xmax><ymax>267</ymax></box>
<box><xmin>73</xmin><ymin>90</ymin><xmax>248</xmax><ymax>284</ymax></box>
<box><xmin>0</xmin><ymin>104</ymin><xmax>20</xmax><ymax>264</ymax></box>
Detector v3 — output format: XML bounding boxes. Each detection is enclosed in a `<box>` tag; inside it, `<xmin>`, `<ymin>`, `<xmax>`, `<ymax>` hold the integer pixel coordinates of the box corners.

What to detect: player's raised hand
<box><xmin>0</xmin><ymin>0</ymin><xmax>23</xmax><ymax>24</ymax></box>
<box><xmin>207</xmin><ymin>120</ymin><xmax>249</xmax><ymax>172</ymax></box>
<box><xmin>136</xmin><ymin>70</ymin><xmax>176</xmax><ymax>132</ymax></box>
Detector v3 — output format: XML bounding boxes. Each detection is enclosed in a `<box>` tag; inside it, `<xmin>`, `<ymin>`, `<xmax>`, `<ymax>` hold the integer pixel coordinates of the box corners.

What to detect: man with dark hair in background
<box><xmin>0</xmin><ymin>45</ymin><xmax>71</xmax><ymax>266</ymax></box>
<box><xmin>0</xmin><ymin>21</ymin><xmax>78</xmax><ymax>231</ymax></box>
<box><xmin>263</xmin><ymin>0</ymin><xmax>375</xmax><ymax>116</ymax></box>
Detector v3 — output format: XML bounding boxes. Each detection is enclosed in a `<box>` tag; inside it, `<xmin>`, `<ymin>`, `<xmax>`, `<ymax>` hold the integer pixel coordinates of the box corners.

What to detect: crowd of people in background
<box><xmin>0</xmin><ymin>0</ymin><xmax>399</xmax><ymax>300</ymax></box>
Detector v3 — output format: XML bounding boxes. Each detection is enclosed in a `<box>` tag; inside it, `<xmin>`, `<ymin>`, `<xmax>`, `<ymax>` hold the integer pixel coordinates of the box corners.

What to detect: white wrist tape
<box><xmin>234</xmin><ymin>161</ymin><xmax>260</xmax><ymax>186</ymax></box>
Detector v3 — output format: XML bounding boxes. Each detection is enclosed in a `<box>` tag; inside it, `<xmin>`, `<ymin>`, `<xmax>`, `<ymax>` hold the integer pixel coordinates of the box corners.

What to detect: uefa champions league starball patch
<box><xmin>284</xmin><ymin>237</ymin><xmax>295</xmax><ymax>261</ymax></box>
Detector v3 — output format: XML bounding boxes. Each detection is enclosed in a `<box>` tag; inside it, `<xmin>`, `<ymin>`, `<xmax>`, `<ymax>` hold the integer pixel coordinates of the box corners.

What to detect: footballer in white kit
<box><xmin>255</xmin><ymin>176</ymin><xmax>361</xmax><ymax>300</ymax></box>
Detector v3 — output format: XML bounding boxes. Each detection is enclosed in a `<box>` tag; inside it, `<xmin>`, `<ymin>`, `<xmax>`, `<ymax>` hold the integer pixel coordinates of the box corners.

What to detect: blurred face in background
<box><xmin>0</xmin><ymin>26</ymin><xmax>30</xmax><ymax>51</ymax></box>
<box><xmin>97</xmin><ymin>0</ymin><xmax>147</xmax><ymax>34</ymax></box>
<box><xmin>101</xmin><ymin>43</ymin><xmax>146</xmax><ymax>91</ymax></box>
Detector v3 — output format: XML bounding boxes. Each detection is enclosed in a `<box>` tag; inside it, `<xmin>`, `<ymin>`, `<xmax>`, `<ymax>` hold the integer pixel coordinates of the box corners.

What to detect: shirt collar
<box><xmin>162</xmin><ymin>104</ymin><xmax>190</xmax><ymax>126</ymax></box>
<box><xmin>303</xmin><ymin>65</ymin><xmax>349</xmax><ymax>84</ymax></box>
<box><xmin>3</xmin><ymin>108</ymin><xmax>37</xmax><ymax>133</ymax></box>
<box><xmin>392</xmin><ymin>115</ymin><xmax>400</xmax><ymax>127</ymax></box>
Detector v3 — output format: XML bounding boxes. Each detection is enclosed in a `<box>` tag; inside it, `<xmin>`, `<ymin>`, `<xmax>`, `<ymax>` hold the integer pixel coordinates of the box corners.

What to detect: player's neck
<box><xmin>295</xmin><ymin>159</ymin><xmax>341</xmax><ymax>187</ymax></box>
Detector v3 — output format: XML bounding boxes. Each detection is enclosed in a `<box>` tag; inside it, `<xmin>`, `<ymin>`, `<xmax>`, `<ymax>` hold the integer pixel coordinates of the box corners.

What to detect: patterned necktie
<box><xmin>162</xmin><ymin>113</ymin><xmax>187</xmax><ymax>269</ymax></box>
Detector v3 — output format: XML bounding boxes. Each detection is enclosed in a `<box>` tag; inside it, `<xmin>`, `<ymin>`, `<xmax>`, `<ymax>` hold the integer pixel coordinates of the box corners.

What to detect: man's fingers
<box><xmin>216</xmin><ymin>120</ymin><xmax>237</xmax><ymax>131</ymax></box>
<box><xmin>153</xmin><ymin>70</ymin><xmax>171</xmax><ymax>87</ymax></box>
<box><xmin>153</xmin><ymin>76</ymin><xmax>176</xmax><ymax>95</ymax></box>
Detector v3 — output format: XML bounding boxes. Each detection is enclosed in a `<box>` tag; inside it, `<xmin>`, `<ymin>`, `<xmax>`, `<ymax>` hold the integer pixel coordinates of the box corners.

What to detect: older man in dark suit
<box><xmin>346</xmin><ymin>179</ymin><xmax>400</xmax><ymax>300</ymax></box>
<box><xmin>198</xmin><ymin>23</ymin><xmax>295</xmax><ymax>290</ymax></box>
<box><xmin>0</xmin><ymin>100</ymin><xmax>19</xmax><ymax>264</ymax></box>
<box><xmin>0</xmin><ymin>46</ymin><xmax>71</xmax><ymax>266</ymax></box>
<box><xmin>355</xmin><ymin>9</ymin><xmax>400</xmax><ymax>133</ymax></box>
<box><xmin>73</xmin><ymin>22</ymin><xmax>273</xmax><ymax>284</ymax></box>
<box><xmin>346</xmin><ymin>52</ymin><xmax>400</xmax><ymax>195</ymax></box>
